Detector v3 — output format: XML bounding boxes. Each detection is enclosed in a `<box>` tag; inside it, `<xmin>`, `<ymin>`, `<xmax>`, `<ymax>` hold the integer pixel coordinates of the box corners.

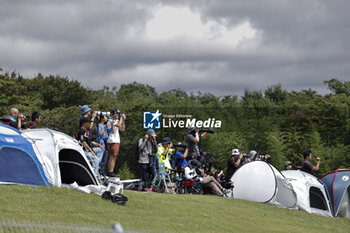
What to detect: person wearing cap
<box><xmin>301</xmin><ymin>150</ymin><xmax>320</xmax><ymax>175</ymax></box>
<box><xmin>157</xmin><ymin>137</ymin><xmax>174</xmax><ymax>170</ymax></box>
<box><xmin>76</xmin><ymin>117</ymin><xmax>104</xmax><ymax>177</ymax></box>
<box><xmin>106</xmin><ymin>109</ymin><xmax>126</xmax><ymax>177</ymax></box>
<box><xmin>138</xmin><ymin>129</ymin><xmax>157</xmax><ymax>191</ymax></box>
<box><xmin>79</xmin><ymin>105</ymin><xmax>96</xmax><ymax>129</ymax></box>
<box><xmin>284</xmin><ymin>161</ymin><xmax>293</xmax><ymax>170</ymax></box>
<box><xmin>225</xmin><ymin>149</ymin><xmax>243</xmax><ymax>182</ymax></box>
<box><xmin>28</xmin><ymin>112</ymin><xmax>41</xmax><ymax>129</ymax></box>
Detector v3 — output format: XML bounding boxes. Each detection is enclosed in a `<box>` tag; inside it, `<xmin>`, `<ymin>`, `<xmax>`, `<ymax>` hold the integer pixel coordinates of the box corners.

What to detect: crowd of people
<box><xmin>1</xmin><ymin>106</ymin><xmax>321</xmax><ymax>195</ymax></box>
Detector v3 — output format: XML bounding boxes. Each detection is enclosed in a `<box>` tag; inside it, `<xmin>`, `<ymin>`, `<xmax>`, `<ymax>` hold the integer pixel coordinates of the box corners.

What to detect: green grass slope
<box><xmin>0</xmin><ymin>185</ymin><xmax>349</xmax><ymax>233</ymax></box>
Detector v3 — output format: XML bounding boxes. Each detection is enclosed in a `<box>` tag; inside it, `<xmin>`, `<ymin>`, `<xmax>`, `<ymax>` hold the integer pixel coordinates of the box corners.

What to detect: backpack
<box><xmin>133</xmin><ymin>138</ymin><xmax>142</xmax><ymax>160</ymax></box>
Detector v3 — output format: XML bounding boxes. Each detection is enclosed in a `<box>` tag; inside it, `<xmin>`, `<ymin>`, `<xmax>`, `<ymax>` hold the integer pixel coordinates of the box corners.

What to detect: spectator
<box><xmin>244</xmin><ymin>150</ymin><xmax>271</xmax><ymax>164</ymax></box>
<box><xmin>186</xmin><ymin>127</ymin><xmax>209</xmax><ymax>161</ymax></box>
<box><xmin>157</xmin><ymin>137</ymin><xmax>174</xmax><ymax>170</ymax></box>
<box><xmin>226</xmin><ymin>149</ymin><xmax>243</xmax><ymax>182</ymax></box>
<box><xmin>284</xmin><ymin>161</ymin><xmax>293</xmax><ymax>170</ymax></box>
<box><xmin>76</xmin><ymin>117</ymin><xmax>104</xmax><ymax>178</ymax></box>
<box><xmin>96</xmin><ymin>113</ymin><xmax>111</xmax><ymax>177</ymax></box>
<box><xmin>209</xmin><ymin>167</ymin><xmax>225</xmax><ymax>183</ymax></box>
<box><xmin>199</xmin><ymin>168</ymin><xmax>229</xmax><ymax>196</ymax></box>
<box><xmin>301</xmin><ymin>150</ymin><xmax>320</xmax><ymax>175</ymax></box>
<box><xmin>175</xmin><ymin>142</ymin><xmax>188</xmax><ymax>173</ymax></box>
<box><xmin>79</xmin><ymin>105</ymin><xmax>96</xmax><ymax>129</ymax></box>
<box><xmin>28</xmin><ymin>112</ymin><xmax>41</xmax><ymax>129</ymax></box>
<box><xmin>138</xmin><ymin>129</ymin><xmax>157</xmax><ymax>191</ymax></box>
<box><xmin>6</xmin><ymin>107</ymin><xmax>25</xmax><ymax>130</ymax></box>
<box><xmin>106</xmin><ymin>109</ymin><xmax>126</xmax><ymax>177</ymax></box>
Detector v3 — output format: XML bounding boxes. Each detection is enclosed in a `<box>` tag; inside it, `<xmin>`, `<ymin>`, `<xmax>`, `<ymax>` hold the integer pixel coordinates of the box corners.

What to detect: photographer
<box><xmin>138</xmin><ymin>129</ymin><xmax>157</xmax><ymax>191</ymax></box>
<box><xmin>301</xmin><ymin>150</ymin><xmax>320</xmax><ymax>175</ymax></box>
<box><xmin>186</xmin><ymin>127</ymin><xmax>210</xmax><ymax>162</ymax></box>
<box><xmin>200</xmin><ymin>152</ymin><xmax>216</xmax><ymax>174</ymax></box>
<box><xmin>174</xmin><ymin>142</ymin><xmax>189</xmax><ymax>173</ymax></box>
<box><xmin>157</xmin><ymin>137</ymin><xmax>174</xmax><ymax>170</ymax></box>
<box><xmin>96</xmin><ymin>113</ymin><xmax>111</xmax><ymax>177</ymax></box>
<box><xmin>106</xmin><ymin>109</ymin><xmax>126</xmax><ymax>177</ymax></box>
<box><xmin>79</xmin><ymin>105</ymin><xmax>96</xmax><ymax>129</ymax></box>
<box><xmin>6</xmin><ymin>107</ymin><xmax>26</xmax><ymax>130</ymax></box>
<box><xmin>243</xmin><ymin>150</ymin><xmax>271</xmax><ymax>164</ymax></box>
<box><xmin>226</xmin><ymin>149</ymin><xmax>243</xmax><ymax>182</ymax></box>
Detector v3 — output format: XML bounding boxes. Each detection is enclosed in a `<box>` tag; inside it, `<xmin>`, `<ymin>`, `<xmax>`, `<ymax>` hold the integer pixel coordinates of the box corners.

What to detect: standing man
<box><xmin>226</xmin><ymin>149</ymin><xmax>243</xmax><ymax>182</ymax></box>
<box><xmin>79</xmin><ymin>105</ymin><xmax>96</xmax><ymax>129</ymax></box>
<box><xmin>76</xmin><ymin>117</ymin><xmax>104</xmax><ymax>178</ymax></box>
<box><xmin>28</xmin><ymin>112</ymin><xmax>41</xmax><ymax>129</ymax></box>
<box><xmin>138</xmin><ymin>129</ymin><xmax>157</xmax><ymax>191</ymax></box>
<box><xmin>301</xmin><ymin>150</ymin><xmax>320</xmax><ymax>175</ymax></box>
<box><xmin>106</xmin><ymin>109</ymin><xmax>126</xmax><ymax>177</ymax></box>
<box><xmin>186</xmin><ymin>127</ymin><xmax>209</xmax><ymax>162</ymax></box>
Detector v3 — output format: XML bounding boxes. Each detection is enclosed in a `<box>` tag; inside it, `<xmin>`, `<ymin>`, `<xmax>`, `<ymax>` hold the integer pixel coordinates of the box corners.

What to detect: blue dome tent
<box><xmin>319</xmin><ymin>169</ymin><xmax>350</xmax><ymax>218</ymax></box>
<box><xmin>0</xmin><ymin>123</ymin><xmax>50</xmax><ymax>186</ymax></box>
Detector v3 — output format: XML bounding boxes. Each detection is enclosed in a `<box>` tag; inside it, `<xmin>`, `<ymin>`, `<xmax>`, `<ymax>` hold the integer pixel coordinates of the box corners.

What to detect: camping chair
<box><xmin>152</xmin><ymin>162</ymin><xmax>175</xmax><ymax>194</ymax></box>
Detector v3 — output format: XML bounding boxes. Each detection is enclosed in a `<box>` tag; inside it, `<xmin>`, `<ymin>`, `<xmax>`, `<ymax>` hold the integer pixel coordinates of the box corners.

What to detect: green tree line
<box><xmin>1</xmin><ymin>69</ymin><xmax>349</xmax><ymax>177</ymax></box>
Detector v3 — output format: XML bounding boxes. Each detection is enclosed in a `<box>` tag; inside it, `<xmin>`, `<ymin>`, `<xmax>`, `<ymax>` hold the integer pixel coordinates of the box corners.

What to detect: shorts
<box><xmin>108</xmin><ymin>143</ymin><xmax>120</xmax><ymax>156</ymax></box>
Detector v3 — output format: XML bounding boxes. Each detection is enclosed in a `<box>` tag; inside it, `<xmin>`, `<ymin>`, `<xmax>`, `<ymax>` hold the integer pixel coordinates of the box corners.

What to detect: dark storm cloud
<box><xmin>0</xmin><ymin>0</ymin><xmax>349</xmax><ymax>97</ymax></box>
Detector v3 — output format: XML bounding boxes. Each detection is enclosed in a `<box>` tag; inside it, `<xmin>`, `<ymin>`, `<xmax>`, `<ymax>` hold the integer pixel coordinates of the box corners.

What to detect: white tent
<box><xmin>281</xmin><ymin>170</ymin><xmax>333</xmax><ymax>217</ymax></box>
<box><xmin>22</xmin><ymin>129</ymin><xmax>98</xmax><ymax>187</ymax></box>
<box><xmin>229</xmin><ymin>161</ymin><xmax>297</xmax><ymax>208</ymax></box>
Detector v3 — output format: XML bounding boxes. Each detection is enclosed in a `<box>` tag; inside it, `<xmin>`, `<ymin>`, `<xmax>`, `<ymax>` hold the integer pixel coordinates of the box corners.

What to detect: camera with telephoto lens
<box><xmin>257</xmin><ymin>155</ymin><xmax>270</xmax><ymax>162</ymax></box>
<box><xmin>199</xmin><ymin>129</ymin><xmax>215</xmax><ymax>134</ymax></box>
<box><xmin>173</xmin><ymin>142</ymin><xmax>188</xmax><ymax>148</ymax></box>
<box><xmin>95</xmin><ymin>111</ymin><xmax>111</xmax><ymax>117</ymax></box>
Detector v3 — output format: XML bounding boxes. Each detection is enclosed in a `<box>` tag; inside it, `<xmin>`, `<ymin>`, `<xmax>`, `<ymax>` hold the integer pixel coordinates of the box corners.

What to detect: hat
<box><xmin>284</xmin><ymin>161</ymin><xmax>292</xmax><ymax>167</ymax></box>
<box><xmin>146</xmin><ymin>129</ymin><xmax>156</xmax><ymax>137</ymax></box>
<box><xmin>188</xmin><ymin>127</ymin><xmax>195</xmax><ymax>134</ymax></box>
<box><xmin>161</xmin><ymin>137</ymin><xmax>171</xmax><ymax>145</ymax></box>
<box><xmin>112</xmin><ymin>109</ymin><xmax>121</xmax><ymax>115</ymax></box>
<box><xmin>81</xmin><ymin>105</ymin><xmax>91</xmax><ymax>115</ymax></box>
<box><xmin>81</xmin><ymin>117</ymin><xmax>92</xmax><ymax>124</ymax></box>
<box><xmin>232</xmin><ymin>149</ymin><xmax>240</xmax><ymax>155</ymax></box>
<box><xmin>248</xmin><ymin>150</ymin><xmax>257</xmax><ymax>159</ymax></box>
<box><xmin>209</xmin><ymin>153</ymin><xmax>216</xmax><ymax>161</ymax></box>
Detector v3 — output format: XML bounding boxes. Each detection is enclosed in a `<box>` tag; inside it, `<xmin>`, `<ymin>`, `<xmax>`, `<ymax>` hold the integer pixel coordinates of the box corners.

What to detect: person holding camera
<box><xmin>301</xmin><ymin>150</ymin><xmax>320</xmax><ymax>175</ymax></box>
<box><xmin>186</xmin><ymin>127</ymin><xmax>210</xmax><ymax>162</ymax></box>
<box><xmin>157</xmin><ymin>137</ymin><xmax>174</xmax><ymax>170</ymax></box>
<box><xmin>6</xmin><ymin>107</ymin><xmax>26</xmax><ymax>130</ymax></box>
<box><xmin>96</xmin><ymin>113</ymin><xmax>111</xmax><ymax>177</ymax></box>
<box><xmin>106</xmin><ymin>109</ymin><xmax>126</xmax><ymax>177</ymax></box>
<box><xmin>175</xmin><ymin>142</ymin><xmax>189</xmax><ymax>173</ymax></box>
<box><xmin>226</xmin><ymin>149</ymin><xmax>243</xmax><ymax>182</ymax></box>
<box><xmin>80</xmin><ymin>105</ymin><xmax>96</xmax><ymax>129</ymax></box>
<box><xmin>138</xmin><ymin>129</ymin><xmax>157</xmax><ymax>191</ymax></box>
<box><xmin>76</xmin><ymin>117</ymin><xmax>104</xmax><ymax>177</ymax></box>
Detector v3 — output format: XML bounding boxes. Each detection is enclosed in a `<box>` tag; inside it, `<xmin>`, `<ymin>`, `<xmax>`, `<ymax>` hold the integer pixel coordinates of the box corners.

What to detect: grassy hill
<box><xmin>0</xmin><ymin>185</ymin><xmax>349</xmax><ymax>233</ymax></box>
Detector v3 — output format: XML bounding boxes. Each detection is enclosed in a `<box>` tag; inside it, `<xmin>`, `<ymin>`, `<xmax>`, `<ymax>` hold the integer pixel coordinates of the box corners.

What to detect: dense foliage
<box><xmin>1</xmin><ymin>70</ymin><xmax>349</xmax><ymax>177</ymax></box>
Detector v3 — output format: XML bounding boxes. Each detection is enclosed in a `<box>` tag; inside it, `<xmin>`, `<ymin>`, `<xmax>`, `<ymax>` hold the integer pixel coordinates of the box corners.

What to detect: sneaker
<box><xmin>222</xmin><ymin>188</ymin><xmax>230</xmax><ymax>195</ymax></box>
<box><xmin>107</xmin><ymin>172</ymin><xmax>117</xmax><ymax>177</ymax></box>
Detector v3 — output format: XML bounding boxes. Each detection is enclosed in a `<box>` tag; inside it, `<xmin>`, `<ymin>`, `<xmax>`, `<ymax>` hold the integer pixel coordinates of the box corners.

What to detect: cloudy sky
<box><xmin>1</xmin><ymin>0</ymin><xmax>349</xmax><ymax>97</ymax></box>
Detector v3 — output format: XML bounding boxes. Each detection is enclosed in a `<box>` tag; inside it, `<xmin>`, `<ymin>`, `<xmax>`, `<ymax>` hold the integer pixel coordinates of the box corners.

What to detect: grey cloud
<box><xmin>1</xmin><ymin>0</ymin><xmax>349</xmax><ymax>97</ymax></box>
